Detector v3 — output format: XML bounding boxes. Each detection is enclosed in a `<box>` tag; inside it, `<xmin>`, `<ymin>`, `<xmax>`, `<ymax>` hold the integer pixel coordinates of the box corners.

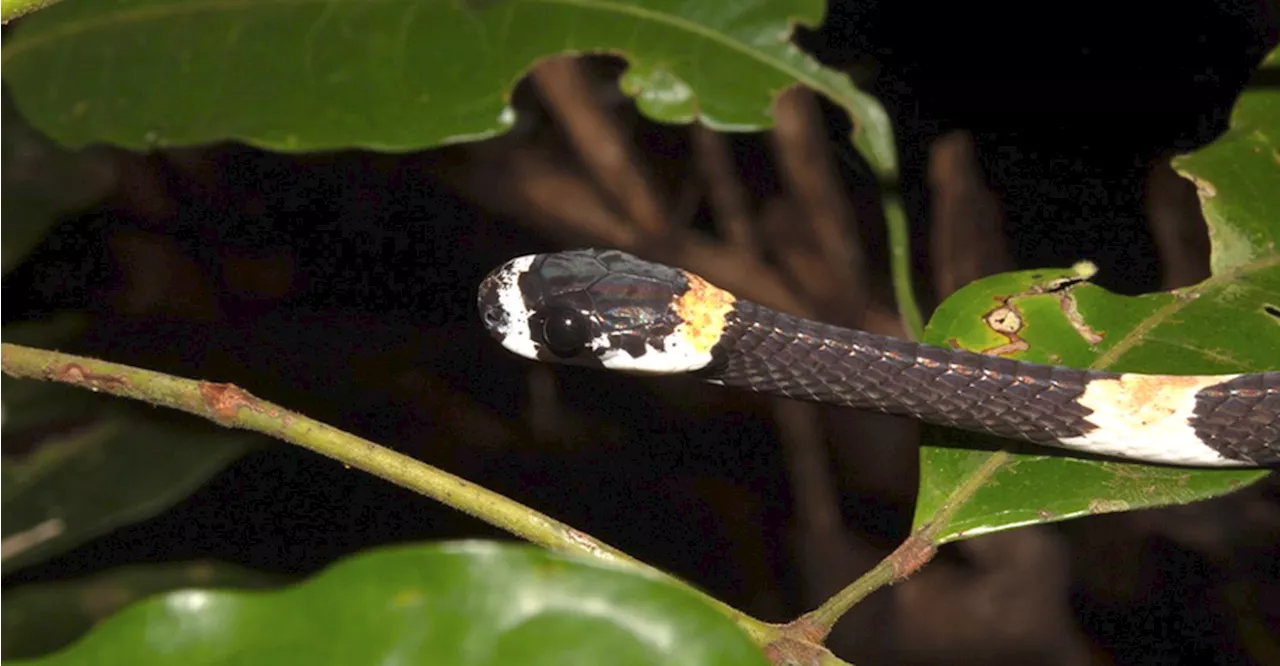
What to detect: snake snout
<box><xmin>476</xmin><ymin>272</ymin><xmax>510</xmax><ymax>336</ymax></box>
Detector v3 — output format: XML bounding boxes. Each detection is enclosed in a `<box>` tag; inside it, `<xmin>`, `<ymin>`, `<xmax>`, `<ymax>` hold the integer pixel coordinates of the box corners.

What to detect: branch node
<box><xmin>890</xmin><ymin>531</ymin><xmax>938</xmax><ymax>579</ymax></box>
<box><xmin>199</xmin><ymin>381</ymin><xmax>257</xmax><ymax>423</ymax></box>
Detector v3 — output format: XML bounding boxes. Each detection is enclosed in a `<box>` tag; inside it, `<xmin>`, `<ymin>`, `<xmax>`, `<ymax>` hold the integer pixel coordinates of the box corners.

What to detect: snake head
<box><xmin>477</xmin><ymin>249</ymin><xmax>731</xmax><ymax>374</ymax></box>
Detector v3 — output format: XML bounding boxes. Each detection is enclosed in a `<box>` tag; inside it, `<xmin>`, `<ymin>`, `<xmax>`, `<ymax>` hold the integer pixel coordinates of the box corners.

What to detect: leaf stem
<box><xmin>0</xmin><ymin>342</ymin><xmax>778</xmax><ymax>646</ymax></box>
<box><xmin>884</xmin><ymin>192</ymin><xmax>924</xmax><ymax>339</ymax></box>
<box><xmin>798</xmin><ymin>450</ymin><xmax>1011</xmax><ymax>634</ymax></box>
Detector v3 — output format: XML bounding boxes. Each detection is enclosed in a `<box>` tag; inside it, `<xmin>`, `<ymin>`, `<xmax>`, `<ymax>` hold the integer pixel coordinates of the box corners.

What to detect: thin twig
<box><xmin>533</xmin><ymin>57</ymin><xmax>669</xmax><ymax>235</ymax></box>
<box><xmin>692</xmin><ymin>125</ymin><xmax>756</xmax><ymax>247</ymax></box>
<box><xmin>695</xmin><ymin>122</ymin><xmax>869</xmax><ymax>605</ymax></box>
<box><xmin>0</xmin><ymin>342</ymin><xmax>777</xmax><ymax>647</ymax></box>
<box><xmin>1</xmin><ymin>518</ymin><xmax>64</xmax><ymax>561</ymax></box>
<box><xmin>798</xmin><ymin>451</ymin><xmax>1012</xmax><ymax>636</ymax></box>
<box><xmin>695</xmin><ymin>151</ymin><xmax>864</xmax><ymax>605</ymax></box>
<box><xmin>758</xmin><ymin>197</ymin><xmax>830</xmax><ymax>297</ymax></box>
<box><xmin>772</xmin><ymin>399</ymin><xmax>869</xmax><ymax>605</ymax></box>
<box><xmin>772</xmin><ymin>88</ymin><xmax>868</xmax><ymax>320</ymax></box>
<box><xmin>928</xmin><ymin>131</ymin><xmax>1013</xmax><ymax>298</ymax></box>
<box><xmin>1145</xmin><ymin>159</ymin><xmax>1211</xmax><ymax>290</ymax></box>
<box><xmin>451</xmin><ymin>142</ymin><xmax>642</xmax><ymax>247</ymax></box>
<box><xmin>438</xmin><ymin>143</ymin><xmax>815</xmax><ymax>317</ymax></box>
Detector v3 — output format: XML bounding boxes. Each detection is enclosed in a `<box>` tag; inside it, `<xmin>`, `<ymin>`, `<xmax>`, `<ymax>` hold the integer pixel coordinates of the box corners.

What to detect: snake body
<box><xmin>477</xmin><ymin>249</ymin><xmax>1279</xmax><ymax>468</ymax></box>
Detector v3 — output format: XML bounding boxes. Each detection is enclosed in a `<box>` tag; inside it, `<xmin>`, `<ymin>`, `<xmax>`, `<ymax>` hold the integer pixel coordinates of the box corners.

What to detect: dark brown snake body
<box><xmin>478</xmin><ymin>249</ymin><xmax>1279</xmax><ymax>468</ymax></box>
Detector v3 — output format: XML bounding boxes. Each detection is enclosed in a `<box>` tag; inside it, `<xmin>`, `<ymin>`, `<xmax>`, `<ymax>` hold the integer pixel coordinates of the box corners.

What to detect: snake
<box><xmin>476</xmin><ymin>248</ymin><xmax>1279</xmax><ymax>468</ymax></box>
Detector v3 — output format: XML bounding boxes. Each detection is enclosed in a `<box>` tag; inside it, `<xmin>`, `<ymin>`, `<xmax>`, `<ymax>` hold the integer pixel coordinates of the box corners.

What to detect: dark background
<box><xmin>5</xmin><ymin>1</ymin><xmax>1279</xmax><ymax>664</ymax></box>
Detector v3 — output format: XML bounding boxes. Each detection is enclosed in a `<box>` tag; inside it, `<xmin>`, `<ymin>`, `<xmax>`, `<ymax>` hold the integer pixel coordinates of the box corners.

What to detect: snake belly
<box><xmin>477</xmin><ymin>248</ymin><xmax>1279</xmax><ymax>468</ymax></box>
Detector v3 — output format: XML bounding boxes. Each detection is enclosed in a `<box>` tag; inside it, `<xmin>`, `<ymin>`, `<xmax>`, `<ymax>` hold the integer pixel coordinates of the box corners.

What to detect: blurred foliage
<box><xmin>2</xmin><ymin>319</ymin><xmax>262</xmax><ymax>575</ymax></box>
<box><xmin>7</xmin><ymin>543</ymin><xmax>767</xmax><ymax>666</ymax></box>
<box><xmin>3</xmin><ymin>560</ymin><xmax>283</xmax><ymax>660</ymax></box>
<box><xmin>1</xmin><ymin>93</ymin><xmax>113</xmax><ymax>275</ymax></box>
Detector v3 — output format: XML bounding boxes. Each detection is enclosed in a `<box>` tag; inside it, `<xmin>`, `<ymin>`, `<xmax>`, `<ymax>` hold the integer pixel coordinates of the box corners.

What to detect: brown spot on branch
<box><xmin>762</xmin><ymin>635</ymin><xmax>827</xmax><ymax>666</ymax></box>
<box><xmin>199</xmin><ymin>382</ymin><xmax>256</xmax><ymax>423</ymax></box>
<box><xmin>50</xmin><ymin>363</ymin><xmax>130</xmax><ymax>392</ymax></box>
<box><xmin>891</xmin><ymin>531</ymin><xmax>938</xmax><ymax>579</ymax></box>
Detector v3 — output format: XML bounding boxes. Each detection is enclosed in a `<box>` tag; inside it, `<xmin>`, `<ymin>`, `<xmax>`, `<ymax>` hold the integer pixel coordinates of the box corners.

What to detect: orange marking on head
<box><xmin>671</xmin><ymin>271</ymin><xmax>737</xmax><ymax>354</ymax></box>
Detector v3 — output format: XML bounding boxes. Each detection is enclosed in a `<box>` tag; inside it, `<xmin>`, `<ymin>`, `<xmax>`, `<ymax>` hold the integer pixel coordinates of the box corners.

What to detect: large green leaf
<box><xmin>912</xmin><ymin>48</ymin><xmax>1280</xmax><ymax>542</ymax></box>
<box><xmin>3</xmin><ymin>561</ymin><xmax>283</xmax><ymax>660</ymax></box>
<box><xmin>8</xmin><ymin>542</ymin><xmax>768</xmax><ymax>666</ymax></box>
<box><xmin>912</xmin><ymin>267</ymin><xmax>1273</xmax><ymax>541</ymax></box>
<box><xmin>1</xmin><ymin>0</ymin><xmax>895</xmax><ymax>176</ymax></box>
<box><xmin>2</xmin><ymin>320</ymin><xmax>260</xmax><ymax>574</ymax></box>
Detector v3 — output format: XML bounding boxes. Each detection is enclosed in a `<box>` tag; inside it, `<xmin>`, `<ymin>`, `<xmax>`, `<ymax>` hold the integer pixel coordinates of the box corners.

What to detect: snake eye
<box><xmin>541</xmin><ymin>307</ymin><xmax>591</xmax><ymax>358</ymax></box>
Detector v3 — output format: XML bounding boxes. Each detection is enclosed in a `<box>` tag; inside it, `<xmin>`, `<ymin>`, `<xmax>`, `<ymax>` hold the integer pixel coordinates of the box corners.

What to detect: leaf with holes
<box><xmin>11</xmin><ymin>542</ymin><xmax>768</xmax><ymax>666</ymax></box>
<box><xmin>2</xmin><ymin>0</ymin><xmax>895</xmax><ymax>178</ymax></box>
<box><xmin>911</xmin><ymin>47</ymin><xmax>1279</xmax><ymax>543</ymax></box>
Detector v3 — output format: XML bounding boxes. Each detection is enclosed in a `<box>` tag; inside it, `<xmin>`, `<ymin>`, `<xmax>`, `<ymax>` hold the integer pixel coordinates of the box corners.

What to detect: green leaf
<box><xmin>1173</xmin><ymin>56</ymin><xmax>1280</xmax><ymax>277</ymax></box>
<box><xmin>3</xmin><ymin>561</ymin><xmax>283</xmax><ymax>660</ymax></box>
<box><xmin>1</xmin><ymin>0</ymin><xmax>896</xmax><ymax>176</ymax></box>
<box><xmin>2</xmin><ymin>320</ymin><xmax>261</xmax><ymax>574</ymax></box>
<box><xmin>1</xmin><ymin>92</ymin><xmax>114</xmax><ymax>275</ymax></box>
<box><xmin>911</xmin><ymin>48</ymin><xmax>1280</xmax><ymax>543</ymax></box>
<box><xmin>7</xmin><ymin>542</ymin><xmax>769</xmax><ymax>666</ymax></box>
<box><xmin>912</xmin><ymin>267</ymin><xmax>1272</xmax><ymax>542</ymax></box>
<box><xmin>1</xmin><ymin>0</ymin><xmax>67</xmax><ymax>23</ymax></box>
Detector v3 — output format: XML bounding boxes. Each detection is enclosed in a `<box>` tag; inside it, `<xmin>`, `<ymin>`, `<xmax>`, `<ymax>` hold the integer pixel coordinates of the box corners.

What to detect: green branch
<box><xmin>797</xmin><ymin>451</ymin><xmax>1010</xmax><ymax>635</ymax></box>
<box><xmin>0</xmin><ymin>342</ymin><xmax>778</xmax><ymax>647</ymax></box>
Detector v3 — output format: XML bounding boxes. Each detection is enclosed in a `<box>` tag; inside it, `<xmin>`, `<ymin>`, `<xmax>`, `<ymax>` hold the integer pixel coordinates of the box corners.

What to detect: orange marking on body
<box><xmin>672</xmin><ymin>271</ymin><xmax>737</xmax><ymax>354</ymax></box>
<box><xmin>1077</xmin><ymin>374</ymin><xmax>1232</xmax><ymax>428</ymax></box>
